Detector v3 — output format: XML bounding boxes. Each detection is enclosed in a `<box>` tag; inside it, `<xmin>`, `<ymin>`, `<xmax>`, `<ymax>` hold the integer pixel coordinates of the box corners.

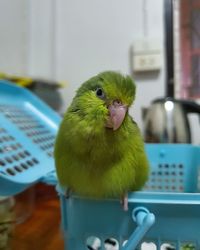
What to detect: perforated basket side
<box><xmin>56</xmin><ymin>144</ymin><xmax>200</xmax><ymax>249</ymax></box>
<box><xmin>0</xmin><ymin>104</ymin><xmax>55</xmax><ymax>158</ymax></box>
<box><xmin>0</xmin><ymin>81</ymin><xmax>61</xmax><ymax>196</ymax></box>
<box><xmin>59</xmin><ymin>192</ymin><xmax>200</xmax><ymax>250</ymax></box>
<box><xmin>144</xmin><ymin>144</ymin><xmax>200</xmax><ymax>193</ymax></box>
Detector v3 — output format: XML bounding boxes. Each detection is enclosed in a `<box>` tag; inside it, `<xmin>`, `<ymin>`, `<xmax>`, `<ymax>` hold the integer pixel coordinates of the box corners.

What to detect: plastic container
<box><xmin>58</xmin><ymin>144</ymin><xmax>200</xmax><ymax>250</ymax></box>
<box><xmin>0</xmin><ymin>80</ymin><xmax>60</xmax><ymax>196</ymax></box>
<box><xmin>0</xmin><ymin>81</ymin><xmax>200</xmax><ymax>250</ymax></box>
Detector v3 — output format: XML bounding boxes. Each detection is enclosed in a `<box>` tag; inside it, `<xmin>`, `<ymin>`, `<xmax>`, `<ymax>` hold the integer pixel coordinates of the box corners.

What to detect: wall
<box><xmin>1</xmin><ymin>1</ymin><xmax>199</xmax><ymax>143</ymax></box>
<box><xmin>54</xmin><ymin>0</ymin><xmax>166</xmax><ymax>130</ymax></box>
<box><xmin>0</xmin><ymin>0</ymin><xmax>165</xmax><ymax>131</ymax></box>
<box><xmin>0</xmin><ymin>0</ymin><xmax>28</xmax><ymax>75</ymax></box>
<box><xmin>28</xmin><ymin>0</ymin><xmax>56</xmax><ymax>79</ymax></box>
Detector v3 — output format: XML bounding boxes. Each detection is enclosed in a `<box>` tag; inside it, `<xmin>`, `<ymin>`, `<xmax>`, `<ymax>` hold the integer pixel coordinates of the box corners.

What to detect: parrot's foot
<box><xmin>65</xmin><ymin>188</ymin><xmax>72</xmax><ymax>199</ymax></box>
<box><xmin>120</xmin><ymin>193</ymin><xmax>128</xmax><ymax>211</ymax></box>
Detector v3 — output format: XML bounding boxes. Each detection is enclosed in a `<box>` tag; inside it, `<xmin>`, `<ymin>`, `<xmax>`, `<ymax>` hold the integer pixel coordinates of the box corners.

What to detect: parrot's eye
<box><xmin>96</xmin><ymin>88</ymin><xmax>105</xmax><ymax>99</ymax></box>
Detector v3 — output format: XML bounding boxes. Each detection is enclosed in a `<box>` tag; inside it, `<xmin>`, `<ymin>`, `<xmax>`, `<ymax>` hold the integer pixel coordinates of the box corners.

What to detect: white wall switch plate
<box><xmin>132</xmin><ymin>39</ymin><xmax>162</xmax><ymax>72</ymax></box>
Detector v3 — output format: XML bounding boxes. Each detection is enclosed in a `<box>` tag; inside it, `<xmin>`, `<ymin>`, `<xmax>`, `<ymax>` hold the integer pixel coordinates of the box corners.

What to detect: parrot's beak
<box><xmin>106</xmin><ymin>100</ymin><xmax>127</xmax><ymax>131</ymax></box>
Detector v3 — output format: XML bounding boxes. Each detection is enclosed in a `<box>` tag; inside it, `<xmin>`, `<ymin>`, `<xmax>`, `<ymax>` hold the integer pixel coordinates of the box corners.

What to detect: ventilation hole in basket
<box><xmin>0</xmin><ymin>128</ymin><xmax>6</xmax><ymax>133</ymax></box>
<box><xmin>16</xmin><ymin>143</ymin><xmax>22</xmax><ymax>148</ymax></box>
<box><xmin>161</xmin><ymin>242</ymin><xmax>176</xmax><ymax>250</ymax></box>
<box><xmin>179</xmin><ymin>186</ymin><xmax>184</xmax><ymax>191</ymax></box>
<box><xmin>0</xmin><ymin>143</ymin><xmax>19</xmax><ymax>154</ymax></box>
<box><xmin>104</xmin><ymin>238</ymin><xmax>119</xmax><ymax>250</ymax></box>
<box><xmin>4</xmin><ymin>136</ymin><xmax>10</xmax><ymax>141</ymax></box>
<box><xmin>0</xmin><ymin>137</ymin><xmax>7</xmax><ymax>143</ymax></box>
<box><xmin>179</xmin><ymin>164</ymin><xmax>183</xmax><ymax>169</ymax></box>
<box><xmin>24</xmin><ymin>125</ymin><xmax>55</xmax><ymax>155</ymax></box>
<box><xmin>5</xmin><ymin>157</ymin><xmax>13</xmax><ymax>164</ymax></box>
<box><xmin>86</xmin><ymin>236</ymin><xmax>101</xmax><ymax>250</ymax></box>
<box><xmin>141</xmin><ymin>242</ymin><xmax>157</xmax><ymax>250</ymax></box>
<box><xmin>18</xmin><ymin>152</ymin><xmax>26</xmax><ymax>159</ymax></box>
<box><xmin>26</xmin><ymin>160</ymin><xmax>34</xmax><ymax>167</ymax></box>
<box><xmin>14</xmin><ymin>166</ymin><xmax>23</xmax><ymax>173</ymax></box>
<box><xmin>165</xmin><ymin>164</ymin><xmax>169</xmax><ymax>168</ymax></box>
<box><xmin>47</xmin><ymin>151</ymin><xmax>53</xmax><ymax>157</ymax></box>
<box><xmin>20</xmin><ymin>163</ymin><xmax>29</xmax><ymax>170</ymax></box>
<box><xmin>0</xmin><ymin>159</ymin><xmax>6</xmax><ymax>166</ymax></box>
<box><xmin>32</xmin><ymin>158</ymin><xmax>39</xmax><ymax>164</ymax></box>
<box><xmin>3</xmin><ymin>145</ymin><xmax>14</xmax><ymax>153</ymax></box>
<box><xmin>24</xmin><ymin>150</ymin><xmax>30</xmax><ymax>156</ymax></box>
<box><xmin>6</xmin><ymin>136</ymin><xmax>14</xmax><ymax>141</ymax></box>
<box><xmin>12</xmin><ymin>155</ymin><xmax>20</xmax><ymax>161</ymax></box>
<box><xmin>6</xmin><ymin>168</ymin><xmax>16</xmax><ymax>176</ymax></box>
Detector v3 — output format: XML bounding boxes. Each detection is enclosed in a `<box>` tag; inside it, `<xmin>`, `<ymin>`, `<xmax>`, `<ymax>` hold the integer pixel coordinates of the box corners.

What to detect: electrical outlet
<box><xmin>132</xmin><ymin>39</ymin><xmax>162</xmax><ymax>72</ymax></box>
<box><xmin>133</xmin><ymin>54</ymin><xmax>161</xmax><ymax>72</ymax></box>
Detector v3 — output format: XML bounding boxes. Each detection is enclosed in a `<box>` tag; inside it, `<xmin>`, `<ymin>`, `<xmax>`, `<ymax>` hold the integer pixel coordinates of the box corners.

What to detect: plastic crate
<box><xmin>0</xmin><ymin>80</ymin><xmax>61</xmax><ymax>195</ymax></box>
<box><xmin>0</xmin><ymin>81</ymin><xmax>200</xmax><ymax>250</ymax></box>
<box><xmin>59</xmin><ymin>144</ymin><xmax>200</xmax><ymax>250</ymax></box>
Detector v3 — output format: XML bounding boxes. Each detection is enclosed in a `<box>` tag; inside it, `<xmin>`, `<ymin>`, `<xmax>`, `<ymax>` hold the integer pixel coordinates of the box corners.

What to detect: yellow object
<box><xmin>10</xmin><ymin>78</ymin><xmax>33</xmax><ymax>87</ymax></box>
<box><xmin>0</xmin><ymin>72</ymin><xmax>67</xmax><ymax>88</ymax></box>
<box><xmin>0</xmin><ymin>73</ymin><xmax>33</xmax><ymax>87</ymax></box>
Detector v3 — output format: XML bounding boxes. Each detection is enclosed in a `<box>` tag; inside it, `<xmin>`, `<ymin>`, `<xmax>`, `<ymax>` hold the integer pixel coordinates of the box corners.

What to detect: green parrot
<box><xmin>54</xmin><ymin>71</ymin><xmax>149</xmax><ymax>210</ymax></box>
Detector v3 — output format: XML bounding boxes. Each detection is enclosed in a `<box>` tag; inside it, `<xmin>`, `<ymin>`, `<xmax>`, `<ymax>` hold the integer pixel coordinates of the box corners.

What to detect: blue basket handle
<box><xmin>122</xmin><ymin>206</ymin><xmax>155</xmax><ymax>250</ymax></box>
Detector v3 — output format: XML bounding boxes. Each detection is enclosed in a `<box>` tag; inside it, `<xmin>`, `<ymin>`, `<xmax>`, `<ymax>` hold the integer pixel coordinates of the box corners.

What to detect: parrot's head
<box><xmin>70</xmin><ymin>71</ymin><xmax>136</xmax><ymax>131</ymax></box>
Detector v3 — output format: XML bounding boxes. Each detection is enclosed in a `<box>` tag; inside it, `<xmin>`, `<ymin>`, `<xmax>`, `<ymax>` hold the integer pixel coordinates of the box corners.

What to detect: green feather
<box><xmin>54</xmin><ymin>71</ymin><xmax>149</xmax><ymax>198</ymax></box>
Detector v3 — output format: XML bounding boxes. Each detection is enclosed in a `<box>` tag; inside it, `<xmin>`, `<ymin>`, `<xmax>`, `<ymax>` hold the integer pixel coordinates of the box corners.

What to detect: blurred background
<box><xmin>0</xmin><ymin>0</ymin><xmax>164</xmax><ymax>121</ymax></box>
<box><xmin>0</xmin><ymin>0</ymin><xmax>199</xmax><ymax>144</ymax></box>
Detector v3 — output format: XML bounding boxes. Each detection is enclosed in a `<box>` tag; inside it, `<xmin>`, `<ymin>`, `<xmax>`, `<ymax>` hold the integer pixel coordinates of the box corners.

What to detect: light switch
<box><xmin>132</xmin><ymin>39</ymin><xmax>162</xmax><ymax>73</ymax></box>
<box><xmin>133</xmin><ymin>54</ymin><xmax>161</xmax><ymax>71</ymax></box>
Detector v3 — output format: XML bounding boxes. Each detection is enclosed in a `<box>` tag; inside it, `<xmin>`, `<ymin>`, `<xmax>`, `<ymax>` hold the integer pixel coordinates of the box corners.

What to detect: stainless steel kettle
<box><xmin>143</xmin><ymin>97</ymin><xmax>200</xmax><ymax>143</ymax></box>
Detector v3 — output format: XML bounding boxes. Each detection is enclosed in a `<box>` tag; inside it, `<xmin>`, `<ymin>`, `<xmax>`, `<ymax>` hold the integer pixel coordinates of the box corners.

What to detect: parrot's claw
<box><xmin>120</xmin><ymin>193</ymin><xmax>128</xmax><ymax>211</ymax></box>
<box><xmin>65</xmin><ymin>188</ymin><xmax>72</xmax><ymax>199</ymax></box>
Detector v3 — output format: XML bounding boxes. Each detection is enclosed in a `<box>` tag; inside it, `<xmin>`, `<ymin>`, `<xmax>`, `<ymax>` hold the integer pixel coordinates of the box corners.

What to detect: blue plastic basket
<box><xmin>0</xmin><ymin>81</ymin><xmax>200</xmax><ymax>250</ymax></box>
<box><xmin>59</xmin><ymin>144</ymin><xmax>200</xmax><ymax>250</ymax></box>
<box><xmin>0</xmin><ymin>80</ymin><xmax>61</xmax><ymax>195</ymax></box>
